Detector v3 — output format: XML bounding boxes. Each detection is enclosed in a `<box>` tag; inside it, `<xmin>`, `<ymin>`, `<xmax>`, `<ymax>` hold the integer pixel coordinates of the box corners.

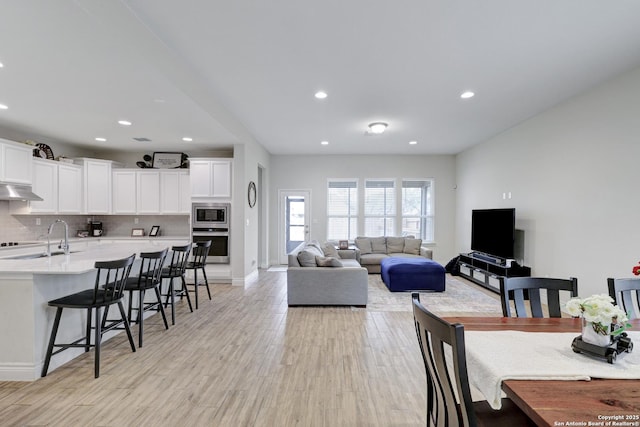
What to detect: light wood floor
<box><xmin>0</xmin><ymin>271</ymin><xmax>500</xmax><ymax>427</ymax></box>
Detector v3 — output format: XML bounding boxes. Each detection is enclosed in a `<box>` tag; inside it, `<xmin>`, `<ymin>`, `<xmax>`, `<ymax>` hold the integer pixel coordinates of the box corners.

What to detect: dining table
<box><xmin>444</xmin><ymin>316</ymin><xmax>640</xmax><ymax>427</ymax></box>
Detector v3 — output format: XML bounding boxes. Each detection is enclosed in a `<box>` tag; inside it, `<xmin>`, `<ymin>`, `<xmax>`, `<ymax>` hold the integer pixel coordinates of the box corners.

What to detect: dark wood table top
<box><xmin>444</xmin><ymin>317</ymin><xmax>640</xmax><ymax>427</ymax></box>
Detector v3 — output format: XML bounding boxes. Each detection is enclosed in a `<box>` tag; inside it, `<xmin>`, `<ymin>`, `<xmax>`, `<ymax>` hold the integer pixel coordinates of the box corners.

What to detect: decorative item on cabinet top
<box><xmin>32</xmin><ymin>143</ymin><xmax>54</xmax><ymax>160</ymax></box>
<box><xmin>136</xmin><ymin>152</ymin><xmax>189</xmax><ymax>168</ymax></box>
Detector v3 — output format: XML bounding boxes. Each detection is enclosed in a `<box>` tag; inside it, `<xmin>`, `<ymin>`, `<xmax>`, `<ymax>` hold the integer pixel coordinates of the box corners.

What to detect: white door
<box><xmin>279</xmin><ymin>190</ymin><xmax>310</xmax><ymax>264</ymax></box>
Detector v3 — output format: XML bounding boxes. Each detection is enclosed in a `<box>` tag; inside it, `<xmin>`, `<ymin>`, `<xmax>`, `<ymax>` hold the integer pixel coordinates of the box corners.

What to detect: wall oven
<box><xmin>192</xmin><ymin>203</ymin><xmax>230</xmax><ymax>264</ymax></box>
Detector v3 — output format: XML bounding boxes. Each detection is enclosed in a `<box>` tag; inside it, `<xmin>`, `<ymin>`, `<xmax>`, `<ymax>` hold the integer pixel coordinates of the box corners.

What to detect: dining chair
<box><xmin>411</xmin><ymin>293</ymin><xmax>534</xmax><ymax>426</ymax></box>
<box><xmin>500</xmin><ymin>276</ymin><xmax>578</xmax><ymax>318</ymax></box>
<box><xmin>42</xmin><ymin>254</ymin><xmax>136</xmax><ymax>378</ymax></box>
<box><xmin>160</xmin><ymin>243</ymin><xmax>193</xmax><ymax>325</ymax></box>
<box><xmin>123</xmin><ymin>248</ymin><xmax>169</xmax><ymax>347</ymax></box>
<box><xmin>185</xmin><ymin>240</ymin><xmax>212</xmax><ymax>309</ymax></box>
<box><xmin>608</xmin><ymin>277</ymin><xmax>640</xmax><ymax>319</ymax></box>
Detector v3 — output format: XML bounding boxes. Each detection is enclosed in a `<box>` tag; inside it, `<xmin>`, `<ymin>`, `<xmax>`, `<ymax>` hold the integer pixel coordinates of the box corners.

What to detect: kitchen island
<box><xmin>0</xmin><ymin>239</ymin><xmax>189</xmax><ymax>381</ymax></box>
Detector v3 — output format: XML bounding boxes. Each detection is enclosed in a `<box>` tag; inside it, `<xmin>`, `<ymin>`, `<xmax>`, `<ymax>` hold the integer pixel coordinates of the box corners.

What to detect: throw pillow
<box><xmin>297</xmin><ymin>250</ymin><xmax>319</xmax><ymax>267</ymax></box>
<box><xmin>315</xmin><ymin>256</ymin><xmax>343</xmax><ymax>267</ymax></box>
<box><xmin>371</xmin><ymin>237</ymin><xmax>387</xmax><ymax>254</ymax></box>
<box><xmin>386</xmin><ymin>237</ymin><xmax>405</xmax><ymax>253</ymax></box>
<box><xmin>404</xmin><ymin>238</ymin><xmax>422</xmax><ymax>255</ymax></box>
<box><xmin>307</xmin><ymin>240</ymin><xmax>323</xmax><ymax>253</ymax></box>
<box><xmin>322</xmin><ymin>243</ymin><xmax>340</xmax><ymax>258</ymax></box>
<box><xmin>354</xmin><ymin>237</ymin><xmax>373</xmax><ymax>255</ymax></box>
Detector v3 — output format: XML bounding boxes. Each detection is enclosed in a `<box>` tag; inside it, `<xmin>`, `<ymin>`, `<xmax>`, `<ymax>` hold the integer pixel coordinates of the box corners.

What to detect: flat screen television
<box><xmin>471</xmin><ymin>208</ymin><xmax>515</xmax><ymax>259</ymax></box>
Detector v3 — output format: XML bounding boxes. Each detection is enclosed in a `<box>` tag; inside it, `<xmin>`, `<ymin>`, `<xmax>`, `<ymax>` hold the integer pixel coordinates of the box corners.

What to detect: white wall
<box><xmin>269</xmin><ymin>154</ymin><xmax>457</xmax><ymax>266</ymax></box>
<box><xmin>456</xmin><ymin>66</ymin><xmax>640</xmax><ymax>298</ymax></box>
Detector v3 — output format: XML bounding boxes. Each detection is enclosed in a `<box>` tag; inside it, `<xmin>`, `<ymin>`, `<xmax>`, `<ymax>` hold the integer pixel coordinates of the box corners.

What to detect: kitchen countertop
<box><xmin>0</xmin><ymin>238</ymin><xmax>191</xmax><ymax>274</ymax></box>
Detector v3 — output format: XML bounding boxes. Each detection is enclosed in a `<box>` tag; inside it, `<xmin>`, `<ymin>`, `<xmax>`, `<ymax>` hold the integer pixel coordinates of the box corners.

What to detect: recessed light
<box><xmin>460</xmin><ymin>91</ymin><xmax>475</xmax><ymax>99</ymax></box>
<box><xmin>0</xmin><ymin>104</ymin><xmax>7</xmax><ymax>110</ymax></box>
<box><xmin>409</xmin><ymin>140</ymin><xmax>417</xmax><ymax>145</ymax></box>
<box><xmin>320</xmin><ymin>140</ymin><xmax>329</xmax><ymax>145</ymax></box>
<box><xmin>118</xmin><ymin>120</ymin><xmax>132</xmax><ymax>126</ymax></box>
<box><xmin>182</xmin><ymin>137</ymin><xmax>193</xmax><ymax>142</ymax></box>
<box><xmin>367</xmin><ymin>122</ymin><xmax>388</xmax><ymax>134</ymax></box>
<box><xmin>0</xmin><ymin>62</ymin><xmax>4</xmax><ymax>68</ymax></box>
<box><xmin>315</xmin><ymin>91</ymin><xmax>327</xmax><ymax>99</ymax></box>
<box><xmin>95</xmin><ymin>137</ymin><xmax>107</xmax><ymax>142</ymax></box>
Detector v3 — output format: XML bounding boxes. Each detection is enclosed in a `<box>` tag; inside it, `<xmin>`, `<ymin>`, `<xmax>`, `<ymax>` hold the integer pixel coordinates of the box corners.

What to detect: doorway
<box><xmin>279</xmin><ymin>190</ymin><xmax>310</xmax><ymax>264</ymax></box>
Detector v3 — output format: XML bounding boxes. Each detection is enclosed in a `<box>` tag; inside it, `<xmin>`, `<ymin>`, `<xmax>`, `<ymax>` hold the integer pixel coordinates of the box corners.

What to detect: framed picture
<box><xmin>339</xmin><ymin>240</ymin><xmax>349</xmax><ymax>250</ymax></box>
<box><xmin>152</xmin><ymin>152</ymin><xmax>184</xmax><ymax>169</ymax></box>
<box><xmin>131</xmin><ymin>228</ymin><xmax>145</xmax><ymax>237</ymax></box>
<box><xmin>149</xmin><ymin>225</ymin><xmax>160</xmax><ymax>237</ymax></box>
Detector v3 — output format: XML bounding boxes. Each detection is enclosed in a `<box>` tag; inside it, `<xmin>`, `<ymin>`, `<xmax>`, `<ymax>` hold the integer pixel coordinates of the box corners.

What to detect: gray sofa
<box><xmin>287</xmin><ymin>240</ymin><xmax>368</xmax><ymax>306</ymax></box>
<box><xmin>354</xmin><ymin>236</ymin><xmax>433</xmax><ymax>274</ymax></box>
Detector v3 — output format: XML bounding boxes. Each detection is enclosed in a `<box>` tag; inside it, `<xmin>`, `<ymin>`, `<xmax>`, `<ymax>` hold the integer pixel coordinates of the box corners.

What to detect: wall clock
<box><xmin>248</xmin><ymin>181</ymin><xmax>257</xmax><ymax>208</ymax></box>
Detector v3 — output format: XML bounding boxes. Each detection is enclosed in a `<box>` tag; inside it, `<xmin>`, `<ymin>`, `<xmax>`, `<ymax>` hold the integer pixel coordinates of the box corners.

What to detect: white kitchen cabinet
<box><xmin>74</xmin><ymin>158</ymin><xmax>120</xmax><ymax>214</ymax></box>
<box><xmin>30</xmin><ymin>159</ymin><xmax>58</xmax><ymax>213</ymax></box>
<box><xmin>160</xmin><ymin>170</ymin><xmax>190</xmax><ymax>214</ymax></box>
<box><xmin>189</xmin><ymin>158</ymin><xmax>232</xmax><ymax>198</ymax></box>
<box><xmin>0</xmin><ymin>139</ymin><xmax>33</xmax><ymax>185</ymax></box>
<box><xmin>112</xmin><ymin>170</ymin><xmax>137</xmax><ymax>214</ymax></box>
<box><xmin>57</xmin><ymin>163</ymin><xmax>82</xmax><ymax>213</ymax></box>
<box><xmin>137</xmin><ymin>170</ymin><xmax>161</xmax><ymax>214</ymax></box>
<box><xmin>29</xmin><ymin>159</ymin><xmax>82</xmax><ymax>214</ymax></box>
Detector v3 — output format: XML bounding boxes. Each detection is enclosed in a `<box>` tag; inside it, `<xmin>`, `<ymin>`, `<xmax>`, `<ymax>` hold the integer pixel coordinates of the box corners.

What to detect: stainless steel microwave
<box><xmin>192</xmin><ymin>203</ymin><xmax>230</xmax><ymax>228</ymax></box>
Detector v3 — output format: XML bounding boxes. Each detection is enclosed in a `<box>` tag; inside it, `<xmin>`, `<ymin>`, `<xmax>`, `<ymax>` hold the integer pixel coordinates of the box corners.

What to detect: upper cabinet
<box><xmin>16</xmin><ymin>158</ymin><xmax>81</xmax><ymax>214</ymax></box>
<box><xmin>190</xmin><ymin>158</ymin><xmax>232</xmax><ymax>199</ymax></box>
<box><xmin>0</xmin><ymin>139</ymin><xmax>33</xmax><ymax>185</ymax></box>
<box><xmin>160</xmin><ymin>170</ymin><xmax>190</xmax><ymax>214</ymax></box>
<box><xmin>74</xmin><ymin>158</ymin><xmax>120</xmax><ymax>214</ymax></box>
<box><xmin>113</xmin><ymin>169</ymin><xmax>190</xmax><ymax>215</ymax></box>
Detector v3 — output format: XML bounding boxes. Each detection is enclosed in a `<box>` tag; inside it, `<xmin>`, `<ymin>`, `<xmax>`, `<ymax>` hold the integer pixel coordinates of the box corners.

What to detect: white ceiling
<box><xmin>1</xmin><ymin>1</ymin><xmax>640</xmax><ymax>156</ymax></box>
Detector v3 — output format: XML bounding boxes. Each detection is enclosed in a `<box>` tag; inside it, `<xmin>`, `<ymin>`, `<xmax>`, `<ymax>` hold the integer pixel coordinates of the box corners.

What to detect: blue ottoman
<box><xmin>380</xmin><ymin>257</ymin><xmax>446</xmax><ymax>292</ymax></box>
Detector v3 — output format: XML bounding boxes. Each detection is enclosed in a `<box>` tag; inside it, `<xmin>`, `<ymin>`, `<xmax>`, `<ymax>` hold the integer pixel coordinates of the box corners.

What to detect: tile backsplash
<box><xmin>0</xmin><ymin>201</ymin><xmax>190</xmax><ymax>242</ymax></box>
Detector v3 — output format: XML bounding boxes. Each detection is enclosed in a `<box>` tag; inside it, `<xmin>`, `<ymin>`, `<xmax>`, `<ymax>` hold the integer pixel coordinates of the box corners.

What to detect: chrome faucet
<box><xmin>47</xmin><ymin>219</ymin><xmax>69</xmax><ymax>256</ymax></box>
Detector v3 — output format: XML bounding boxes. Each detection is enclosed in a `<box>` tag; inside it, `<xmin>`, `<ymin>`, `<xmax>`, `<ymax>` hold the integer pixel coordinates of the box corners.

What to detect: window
<box><xmin>327</xmin><ymin>180</ymin><xmax>358</xmax><ymax>240</ymax></box>
<box><xmin>402</xmin><ymin>179</ymin><xmax>434</xmax><ymax>241</ymax></box>
<box><xmin>364</xmin><ymin>179</ymin><xmax>395</xmax><ymax>236</ymax></box>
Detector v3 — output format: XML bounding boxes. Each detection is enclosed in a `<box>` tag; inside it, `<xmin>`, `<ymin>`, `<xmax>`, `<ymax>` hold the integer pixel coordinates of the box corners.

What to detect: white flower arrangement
<box><xmin>565</xmin><ymin>294</ymin><xmax>630</xmax><ymax>336</ymax></box>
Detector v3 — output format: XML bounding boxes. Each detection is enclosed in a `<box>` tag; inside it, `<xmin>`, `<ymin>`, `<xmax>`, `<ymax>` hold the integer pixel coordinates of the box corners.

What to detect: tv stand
<box><xmin>457</xmin><ymin>253</ymin><xmax>531</xmax><ymax>293</ymax></box>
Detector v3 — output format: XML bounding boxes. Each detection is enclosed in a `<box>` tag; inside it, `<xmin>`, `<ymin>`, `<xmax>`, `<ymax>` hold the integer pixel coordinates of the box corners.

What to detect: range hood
<box><xmin>0</xmin><ymin>183</ymin><xmax>43</xmax><ymax>201</ymax></box>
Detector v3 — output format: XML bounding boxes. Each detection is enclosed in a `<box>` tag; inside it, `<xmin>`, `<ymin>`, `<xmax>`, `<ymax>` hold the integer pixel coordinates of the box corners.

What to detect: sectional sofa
<box><xmin>287</xmin><ymin>240</ymin><xmax>368</xmax><ymax>306</ymax></box>
<box><xmin>354</xmin><ymin>236</ymin><xmax>433</xmax><ymax>274</ymax></box>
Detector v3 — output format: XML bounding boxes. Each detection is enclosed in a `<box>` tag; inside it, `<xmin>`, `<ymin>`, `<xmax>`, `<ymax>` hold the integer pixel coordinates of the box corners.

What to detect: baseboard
<box><xmin>0</xmin><ymin>362</ymin><xmax>39</xmax><ymax>382</ymax></box>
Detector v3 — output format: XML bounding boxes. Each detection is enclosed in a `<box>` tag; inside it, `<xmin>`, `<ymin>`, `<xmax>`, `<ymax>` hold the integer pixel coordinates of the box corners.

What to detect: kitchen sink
<box><xmin>5</xmin><ymin>251</ymin><xmax>81</xmax><ymax>260</ymax></box>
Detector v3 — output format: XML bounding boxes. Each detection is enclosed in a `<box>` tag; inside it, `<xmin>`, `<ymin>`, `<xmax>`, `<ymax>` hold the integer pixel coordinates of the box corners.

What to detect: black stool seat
<box><xmin>42</xmin><ymin>254</ymin><xmax>137</xmax><ymax>379</ymax></box>
<box><xmin>49</xmin><ymin>289</ymin><xmax>125</xmax><ymax>308</ymax></box>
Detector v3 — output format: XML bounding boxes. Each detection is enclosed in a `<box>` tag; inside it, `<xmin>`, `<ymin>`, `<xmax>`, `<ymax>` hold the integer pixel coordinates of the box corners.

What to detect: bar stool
<box><xmin>41</xmin><ymin>254</ymin><xmax>136</xmax><ymax>378</ymax></box>
<box><xmin>160</xmin><ymin>243</ymin><xmax>193</xmax><ymax>325</ymax></box>
<box><xmin>186</xmin><ymin>240</ymin><xmax>212</xmax><ymax>309</ymax></box>
<box><xmin>124</xmin><ymin>248</ymin><xmax>169</xmax><ymax>347</ymax></box>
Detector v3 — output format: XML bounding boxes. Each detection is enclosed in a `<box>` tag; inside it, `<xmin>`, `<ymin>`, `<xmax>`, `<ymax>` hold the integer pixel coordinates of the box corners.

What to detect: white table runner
<box><xmin>464</xmin><ymin>330</ymin><xmax>640</xmax><ymax>409</ymax></box>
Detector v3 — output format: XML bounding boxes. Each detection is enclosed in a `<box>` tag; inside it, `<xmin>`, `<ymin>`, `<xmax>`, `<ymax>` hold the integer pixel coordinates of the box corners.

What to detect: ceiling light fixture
<box><xmin>460</xmin><ymin>91</ymin><xmax>475</xmax><ymax>99</ymax></box>
<box><xmin>0</xmin><ymin>104</ymin><xmax>7</xmax><ymax>110</ymax></box>
<box><xmin>320</xmin><ymin>140</ymin><xmax>329</xmax><ymax>145</ymax></box>
<box><xmin>118</xmin><ymin>120</ymin><xmax>132</xmax><ymax>126</ymax></box>
<box><xmin>0</xmin><ymin>62</ymin><xmax>4</xmax><ymax>68</ymax></box>
<box><xmin>314</xmin><ymin>91</ymin><xmax>327</xmax><ymax>99</ymax></box>
<box><xmin>95</xmin><ymin>137</ymin><xmax>106</xmax><ymax>142</ymax></box>
<box><xmin>368</xmin><ymin>122</ymin><xmax>388</xmax><ymax>134</ymax></box>
<box><xmin>182</xmin><ymin>137</ymin><xmax>193</xmax><ymax>142</ymax></box>
<box><xmin>409</xmin><ymin>140</ymin><xmax>417</xmax><ymax>145</ymax></box>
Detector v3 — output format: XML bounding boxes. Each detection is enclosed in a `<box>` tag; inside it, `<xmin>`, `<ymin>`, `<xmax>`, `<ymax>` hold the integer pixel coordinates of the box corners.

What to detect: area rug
<box><xmin>365</xmin><ymin>274</ymin><xmax>503</xmax><ymax>316</ymax></box>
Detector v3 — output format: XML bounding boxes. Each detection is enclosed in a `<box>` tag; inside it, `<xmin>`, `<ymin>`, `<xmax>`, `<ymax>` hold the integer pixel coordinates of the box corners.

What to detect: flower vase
<box><xmin>581</xmin><ymin>319</ymin><xmax>611</xmax><ymax>347</ymax></box>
